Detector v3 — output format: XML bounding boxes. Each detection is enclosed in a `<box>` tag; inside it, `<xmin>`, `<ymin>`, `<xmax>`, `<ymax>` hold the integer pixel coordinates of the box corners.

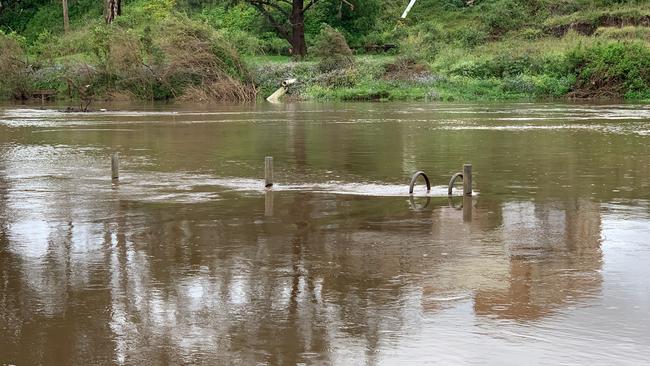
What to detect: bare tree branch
<box><xmin>341</xmin><ymin>0</ymin><xmax>354</xmax><ymax>11</ymax></box>
<box><xmin>249</xmin><ymin>2</ymin><xmax>291</xmax><ymax>41</ymax></box>
<box><xmin>249</xmin><ymin>0</ymin><xmax>290</xmax><ymax>16</ymax></box>
<box><xmin>302</xmin><ymin>0</ymin><xmax>322</xmax><ymax>14</ymax></box>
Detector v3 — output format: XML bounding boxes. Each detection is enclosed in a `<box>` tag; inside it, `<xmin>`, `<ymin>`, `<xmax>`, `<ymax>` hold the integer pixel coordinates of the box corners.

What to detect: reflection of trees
<box><xmin>0</xmin><ymin>156</ymin><xmax>19</xmax><ymax>360</ymax></box>
<box><xmin>1</xmin><ymin>170</ymin><xmax>606</xmax><ymax>364</ymax></box>
<box><xmin>473</xmin><ymin>199</ymin><xmax>603</xmax><ymax>320</ymax></box>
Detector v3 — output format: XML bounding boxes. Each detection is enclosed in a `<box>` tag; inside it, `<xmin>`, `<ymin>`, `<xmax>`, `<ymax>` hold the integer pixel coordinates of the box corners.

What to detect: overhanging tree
<box><xmin>62</xmin><ymin>0</ymin><xmax>69</xmax><ymax>32</ymax></box>
<box><xmin>244</xmin><ymin>0</ymin><xmax>357</xmax><ymax>58</ymax></box>
<box><xmin>244</xmin><ymin>0</ymin><xmax>322</xmax><ymax>58</ymax></box>
<box><xmin>105</xmin><ymin>0</ymin><xmax>121</xmax><ymax>23</ymax></box>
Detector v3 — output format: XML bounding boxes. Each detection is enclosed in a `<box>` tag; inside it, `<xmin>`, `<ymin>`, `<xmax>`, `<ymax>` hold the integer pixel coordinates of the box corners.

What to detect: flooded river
<box><xmin>0</xmin><ymin>102</ymin><xmax>649</xmax><ymax>365</ymax></box>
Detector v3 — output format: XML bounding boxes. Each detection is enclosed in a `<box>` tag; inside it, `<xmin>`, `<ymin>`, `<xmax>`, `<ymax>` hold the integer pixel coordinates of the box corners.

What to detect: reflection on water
<box><xmin>1</xmin><ymin>103</ymin><xmax>649</xmax><ymax>365</ymax></box>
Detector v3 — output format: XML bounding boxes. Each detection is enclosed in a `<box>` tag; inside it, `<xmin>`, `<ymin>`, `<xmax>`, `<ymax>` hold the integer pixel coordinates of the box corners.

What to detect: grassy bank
<box><xmin>2</xmin><ymin>0</ymin><xmax>650</xmax><ymax>103</ymax></box>
<box><xmin>254</xmin><ymin>33</ymin><xmax>650</xmax><ymax>102</ymax></box>
<box><xmin>0</xmin><ymin>1</ymin><xmax>257</xmax><ymax>103</ymax></box>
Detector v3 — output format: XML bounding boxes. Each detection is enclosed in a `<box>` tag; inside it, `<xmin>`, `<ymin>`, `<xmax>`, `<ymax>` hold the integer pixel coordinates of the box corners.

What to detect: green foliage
<box><xmin>217</xmin><ymin>29</ymin><xmax>264</xmax><ymax>55</ymax></box>
<box><xmin>0</xmin><ymin>0</ymin><xmax>102</xmax><ymax>43</ymax></box>
<box><xmin>197</xmin><ymin>3</ymin><xmax>287</xmax><ymax>55</ymax></box>
<box><xmin>594</xmin><ymin>26</ymin><xmax>650</xmax><ymax>41</ymax></box>
<box><xmin>449</xmin><ymin>53</ymin><xmax>571</xmax><ymax>78</ymax></box>
<box><xmin>199</xmin><ymin>3</ymin><xmax>259</xmax><ymax>31</ymax></box>
<box><xmin>479</xmin><ymin>0</ymin><xmax>529</xmax><ymax>34</ymax></box>
<box><xmin>310</xmin><ymin>25</ymin><xmax>353</xmax><ymax>71</ymax></box>
<box><xmin>4</xmin><ymin>0</ymin><xmax>650</xmax><ymax>102</ymax></box>
<box><xmin>253</xmin><ymin>60</ymin><xmax>319</xmax><ymax>98</ymax></box>
<box><xmin>567</xmin><ymin>41</ymin><xmax>650</xmax><ymax>98</ymax></box>
<box><xmin>0</xmin><ymin>31</ymin><xmax>31</xmax><ymax>99</ymax></box>
<box><xmin>307</xmin><ymin>0</ymin><xmax>382</xmax><ymax>48</ymax></box>
<box><xmin>263</xmin><ymin>35</ymin><xmax>291</xmax><ymax>55</ymax></box>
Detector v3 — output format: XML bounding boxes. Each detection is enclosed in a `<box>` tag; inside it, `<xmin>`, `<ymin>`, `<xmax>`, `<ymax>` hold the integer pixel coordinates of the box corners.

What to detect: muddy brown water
<box><xmin>0</xmin><ymin>102</ymin><xmax>649</xmax><ymax>365</ymax></box>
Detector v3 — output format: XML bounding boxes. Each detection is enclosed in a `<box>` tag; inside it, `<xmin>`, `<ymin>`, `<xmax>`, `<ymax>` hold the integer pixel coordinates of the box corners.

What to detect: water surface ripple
<box><xmin>0</xmin><ymin>102</ymin><xmax>649</xmax><ymax>365</ymax></box>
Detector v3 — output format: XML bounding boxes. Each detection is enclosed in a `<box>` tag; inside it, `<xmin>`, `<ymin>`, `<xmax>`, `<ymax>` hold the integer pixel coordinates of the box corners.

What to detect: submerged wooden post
<box><xmin>463</xmin><ymin>164</ymin><xmax>472</xmax><ymax>196</ymax></box>
<box><xmin>111</xmin><ymin>153</ymin><xmax>119</xmax><ymax>180</ymax></box>
<box><xmin>264</xmin><ymin>156</ymin><xmax>273</xmax><ymax>188</ymax></box>
<box><xmin>265</xmin><ymin>190</ymin><xmax>274</xmax><ymax>217</ymax></box>
<box><xmin>463</xmin><ymin>195</ymin><xmax>472</xmax><ymax>222</ymax></box>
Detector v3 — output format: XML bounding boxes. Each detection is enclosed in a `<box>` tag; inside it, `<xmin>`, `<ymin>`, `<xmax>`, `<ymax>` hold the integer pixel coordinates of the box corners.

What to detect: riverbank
<box><xmin>4</xmin><ymin>33</ymin><xmax>650</xmax><ymax>104</ymax></box>
<box><xmin>2</xmin><ymin>1</ymin><xmax>650</xmax><ymax>103</ymax></box>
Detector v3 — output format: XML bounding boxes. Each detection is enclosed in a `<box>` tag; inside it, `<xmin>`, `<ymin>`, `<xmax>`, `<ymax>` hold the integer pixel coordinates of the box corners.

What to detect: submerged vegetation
<box><xmin>1</xmin><ymin>0</ymin><xmax>650</xmax><ymax>102</ymax></box>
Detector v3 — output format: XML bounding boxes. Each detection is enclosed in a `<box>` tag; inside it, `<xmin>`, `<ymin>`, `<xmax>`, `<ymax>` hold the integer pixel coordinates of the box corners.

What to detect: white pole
<box><xmin>401</xmin><ymin>0</ymin><xmax>418</xmax><ymax>19</ymax></box>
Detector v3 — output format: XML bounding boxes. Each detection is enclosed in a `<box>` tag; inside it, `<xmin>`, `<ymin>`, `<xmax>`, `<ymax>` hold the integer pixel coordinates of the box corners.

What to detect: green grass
<box><xmin>5</xmin><ymin>0</ymin><xmax>650</xmax><ymax>102</ymax></box>
<box><xmin>246</xmin><ymin>55</ymin><xmax>293</xmax><ymax>65</ymax></box>
<box><xmin>544</xmin><ymin>4</ymin><xmax>650</xmax><ymax>28</ymax></box>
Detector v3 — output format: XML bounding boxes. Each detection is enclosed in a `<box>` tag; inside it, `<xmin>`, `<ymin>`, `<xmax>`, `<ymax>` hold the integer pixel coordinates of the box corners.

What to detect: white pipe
<box><xmin>266</xmin><ymin>87</ymin><xmax>287</xmax><ymax>103</ymax></box>
<box><xmin>267</xmin><ymin>79</ymin><xmax>297</xmax><ymax>103</ymax></box>
<box><xmin>281</xmin><ymin>78</ymin><xmax>296</xmax><ymax>87</ymax></box>
<box><xmin>401</xmin><ymin>0</ymin><xmax>417</xmax><ymax>19</ymax></box>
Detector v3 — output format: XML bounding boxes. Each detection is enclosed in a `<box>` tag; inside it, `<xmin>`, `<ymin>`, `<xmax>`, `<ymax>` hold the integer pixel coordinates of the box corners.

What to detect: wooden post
<box><xmin>111</xmin><ymin>153</ymin><xmax>119</xmax><ymax>180</ymax></box>
<box><xmin>62</xmin><ymin>0</ymin><xmax>70</xmax><ymax>33</ymax></box>
<box><xmin>463</xmin><ymin>164</ymin><xmax>472</xmax><ymax>196</ymax></box>
<box><xmin>265</xmin><ymin>156</ymin><xmax>273</xmax><ymax>188</ymax></box>
<box><xmin>265</xmin><ymin>190</ymin><xmax>274</xmax><ymax>217</ymax></box>
<box><xmin>463</xmin><ymin>195</ymin><xmax>472</xmax><ymax>222</ymax></box>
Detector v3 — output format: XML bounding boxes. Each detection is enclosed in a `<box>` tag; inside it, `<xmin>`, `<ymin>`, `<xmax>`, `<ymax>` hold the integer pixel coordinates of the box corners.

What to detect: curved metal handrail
<box><xmin>448</xmin><ymin>172</ymin><xmax>463</xmax><ymax>195</ymax></box>
<box><xmin>447</xmin><ymin>196</ymin><xmax>463</xmax><ymax>210</ymax></box>
<box><xmin>409</xmin><ymin>195</ymin><xmax>431</xmax><ymax>211</ymax></box>
<box><xmin>409</xmin><ymin>171</ymin><xmax>431</xmax><ymax>195</ymax></box>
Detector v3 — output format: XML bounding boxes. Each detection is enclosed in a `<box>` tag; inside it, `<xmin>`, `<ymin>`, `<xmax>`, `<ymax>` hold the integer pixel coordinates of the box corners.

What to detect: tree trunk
<box><xmin>62</xmin><ymin>0</ymin><xmax>69</xmax><ymax>33</ymax></box>
<box><xmin>105</xmin><ymin>0</ymin><xmax>121</xmax><ymax>24</ymax></box>
<box><xmin>290</xmin><ymin>0</ymin><xmax>307</xmax><ymax>58</ymax></box>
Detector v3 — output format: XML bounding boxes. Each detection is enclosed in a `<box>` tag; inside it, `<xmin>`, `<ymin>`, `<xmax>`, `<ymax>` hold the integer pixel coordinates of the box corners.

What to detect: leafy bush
<box><xmin>199</xmin><ymin>3</ymin><xmax>260</xmax><ymax>31</ymax></box>
<box><xmin>479</xmin><ymin>0</ymin><xmax>529</xmax><ymax>34</ymax></box>
<box><xmin>310</xmin><ymin>25</ymin><xmax>353</xmax><ymax>71</ymax></box>
<box><xmin>82</xmin><ymin>16</ymin><xmax>256</xmax><ymax>101</ymax></box>
<box><xmin>449</xmin><ymin>53</ymin><xmax>570</xmax><ymax>78</ymax></box>
<box><xmin>400</xmin><ymin>33</ymin><xmax>430</xmax><ymax>61</ymax></box>
<box><xmin>515</xmin><ymin>27</ymin><xmax>545</xmax><ymax>41</ymax></box>
<box><xmin>262</xmin><ymin>36</ymin><xmax>291</xmax><ymax>55</ymax></box>
<box><xmin>253</xmin><ymin>61</ymin><xmax>320</xmax><ymax>98</ymax></box>
<box><xmin>567</xmin><ymin>41</ymin><xmax>650</xmax><ymax>98</ymax></box>
<box><xmin>218</xmin><ymin>29</ymin><xmax>264</xmax><ymax>55</ymax></box>
<box><xmin>0</xmin><ymin>32</ymin><xmax>31</xmax><ymax>99</ymax></box>
<box><xmin>447</xmin><ymin>26</ymin><xmax>490</xmax><ymax>48</ymax></box>
<box><xmin>303</xmin><ymin>0</ymin><xmax>382</xmax><ymax>48</ymax></box>
<box><xmin>594</xmin><ymin>26</ymin><xmax>650</xmax><ymax>41</ymax></box>
<box><xmin>384</xmin><ymin>56</ymin><xmax>432</xmax><ymax>81</ymax></box>
<box><xmin>315</xmin><ymin>68</ymin><xmax>360</xmax><ymax>87</ymax></box>
<box><xmin>528</xmin><ymin>74</ymin><xmax>576</xmax><ymax>97</ymax></box>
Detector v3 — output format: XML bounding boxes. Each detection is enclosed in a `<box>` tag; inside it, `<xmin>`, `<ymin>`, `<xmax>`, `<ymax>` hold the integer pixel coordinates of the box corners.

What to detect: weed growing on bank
<box><xmin>4</xmin><ymin>0</ymin><xmax>650</xmax><ymax>102</ymax></box>
<box><xmin>1</xmin><ymin>15</ymin><xmax>256</xmax><ymax>102</ymax></box>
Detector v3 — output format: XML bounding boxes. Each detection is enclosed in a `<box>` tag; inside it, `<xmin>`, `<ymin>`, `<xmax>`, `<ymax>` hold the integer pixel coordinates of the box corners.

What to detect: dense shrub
<box><xmin>479</xmin><ymin>0</ymin><xmax>529</xmax><ymax>34</ymax></box>
<box><xmin>594</xmin><ymin>26</ymin><xmax>650</xmax><ymax>41</ymax></box>
<box><xmin>0</xmin><ymin>32</ymin><xmax>32</xmax><ymax>99</ymax></box>
<box><xmin>383</xmin><ymin>57</ymin><xmax>432</xmax><ymax>81</ymax></box>
<box><xmin>81</xmin><ymin>16</ymin><xmax>256</xmax><ymax>101</ymax></box>
<box><xmin>315</xmin><ymin>68</ymin><xmax>360</xmax><ymax>88</ymax></box>
<box><xmin>253</xmin><ymin>61</ymin><xmax>320</xmax><ymax>98</ymax></box>
<box><xmin>449</xmin><ymin>53</ymin><xmax>570</xmax><ymax>78</ymax></box>
<box><xmin>447</xmin><ymin>26</ymin><xmax>490</xmax><ymax>48</ymax></box>
<box><xmin>262</xmin><ymin>35</ymin><xmax>291</xmax><ymax>55</ymax></box>
<box><xmin>567</xmin><ymin>41</ymin><xmax>650</xmax><ymax>98</ymax></box>
<box><xmin>310</xmin><ymin>25</ymin><xmax>353</xmax><ymax>71</ymax></box>
<box><xmin>303</xmin><ymin>0</ymin><xmax>381</xmax><ymax>48</ymax></box>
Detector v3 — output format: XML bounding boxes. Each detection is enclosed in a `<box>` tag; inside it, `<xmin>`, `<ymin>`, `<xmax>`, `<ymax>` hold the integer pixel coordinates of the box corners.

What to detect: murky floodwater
<box><xmin>0</xmin><ymin>102</ymin><xmax>649</xmax><ymax>365</ymax></box>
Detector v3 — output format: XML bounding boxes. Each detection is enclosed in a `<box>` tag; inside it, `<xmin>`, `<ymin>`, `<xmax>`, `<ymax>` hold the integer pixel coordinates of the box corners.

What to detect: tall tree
<box><xmin>105</xmin><ymin>0</ymin><xmax>121</xmax><ymax>23</ymax></box>
<box><xmin>62</xmin><ymin>0</ymin><xmax>69</xmax><ymax>32</ymax></box>
<box><xmin>245</xmin><ymin>0</ymin><xmax>322</xmax><ymax>58</ymax></box>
